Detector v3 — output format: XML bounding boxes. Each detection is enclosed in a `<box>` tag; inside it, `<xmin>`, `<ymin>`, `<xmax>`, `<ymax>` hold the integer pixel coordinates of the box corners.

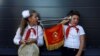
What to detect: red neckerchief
<box><xmin>66</xmin><ymin>24</ymin><xmax>79</xmax><ymax>38</ymax></box>
<box><xmin>25</xmin><ymin>28</ymin><xmax>36</xmax><ymax>41</ymax></box>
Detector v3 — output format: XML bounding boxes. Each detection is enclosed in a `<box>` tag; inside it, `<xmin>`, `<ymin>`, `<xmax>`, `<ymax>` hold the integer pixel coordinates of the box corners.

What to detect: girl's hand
<box><xmin>26</xmin><ymin>38</ymin><xmax>36</xmax><ymax>44</ymax></box>
<box><xmin>60</xmin><ymin>16</ymin><xmax>71</xmax><ymax>24</ymax></box>
<box><xmin>76</xmin><ymin>53</ymin><xmax>81</xmax><ymax>56</ymax></box>
<box><xmin>60</xmin><ymin>20</ymin><xmax>69</xmax><ymax>24</ymax></box>
<box><xmin>19</xmin><ymin>40</ymin><xmax>26</xmax><ymax>44</ymax></box>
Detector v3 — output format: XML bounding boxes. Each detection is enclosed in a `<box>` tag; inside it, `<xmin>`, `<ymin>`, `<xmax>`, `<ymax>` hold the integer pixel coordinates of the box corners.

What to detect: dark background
<box><xmin>0</xmin><ymin>0</ymin><xmax>100</xmax><ymax>56</ymax></box>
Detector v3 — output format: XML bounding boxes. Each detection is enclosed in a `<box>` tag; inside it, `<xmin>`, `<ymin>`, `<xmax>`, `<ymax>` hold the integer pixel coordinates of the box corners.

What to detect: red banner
<box><xmin>44</xmin><ymin>24</ymin><xmax>64</xmax><ymax>51</ymax></box>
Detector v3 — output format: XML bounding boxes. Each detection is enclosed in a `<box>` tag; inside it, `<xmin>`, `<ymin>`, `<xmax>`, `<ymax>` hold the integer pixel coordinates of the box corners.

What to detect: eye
<box><xmin>73</xmin><ymin>18</ymin><xmax>76</xmax><ymax>20</ymax></box>
<box><xmin>35</xmin><ymin>16</ymin><xmax>37</xmax><ymax>18</ymax></box>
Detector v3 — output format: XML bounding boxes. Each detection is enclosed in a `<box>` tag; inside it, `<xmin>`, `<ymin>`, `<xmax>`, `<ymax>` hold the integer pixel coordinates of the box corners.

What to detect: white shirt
<box><xmin>63</xmin><ymin>25</ymin><xmax>85</xmax><ymax>49</ymax></box>
<box><xmin>13</xmin><ymin>25</ymin><xmax>44</xmax><ymax>46</ymax></box>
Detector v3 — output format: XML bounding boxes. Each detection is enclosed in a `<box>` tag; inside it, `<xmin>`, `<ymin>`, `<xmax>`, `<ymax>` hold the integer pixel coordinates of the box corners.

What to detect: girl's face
<box><xmin>70</xmin><ymin>15</ymin><xmax>79</xmax><ymax>26</ymax></box>
<box><xmin>28</xmin><ymin>13</ymin><xmax>38</xmax><ymax>25</ymax></box>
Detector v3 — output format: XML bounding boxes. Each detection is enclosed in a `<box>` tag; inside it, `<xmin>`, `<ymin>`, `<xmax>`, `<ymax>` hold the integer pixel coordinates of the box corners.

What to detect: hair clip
<box><xmin>22</xmin><ymin>10</ymin><xmax>30</xmax><ymax>19</ymax></box>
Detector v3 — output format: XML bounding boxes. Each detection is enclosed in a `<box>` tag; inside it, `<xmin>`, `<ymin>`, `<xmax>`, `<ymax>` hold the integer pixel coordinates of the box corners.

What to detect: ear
<box><xmin>27</xmin><ymin>17</ymin><xmax>31</xmax><ymax>21</ymax></box>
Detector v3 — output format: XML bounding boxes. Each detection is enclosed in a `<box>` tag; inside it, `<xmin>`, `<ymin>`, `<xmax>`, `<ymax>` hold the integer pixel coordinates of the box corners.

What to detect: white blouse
<box><xmin>13</xmin><ymin>25</ymin><xmax>44</xmax><ymax>46</ymax></box>
<box><xmin>63</xmin><ymin>25</ymin><xmax>85</xmax><ymax>49</ymax></box>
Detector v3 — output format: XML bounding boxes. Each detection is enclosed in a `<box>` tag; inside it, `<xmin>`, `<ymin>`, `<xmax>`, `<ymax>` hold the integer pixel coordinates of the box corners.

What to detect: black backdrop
<box><xmin>0</xmin><ymin>0</ymin><xmax>100</xmax><ymax>55</ymax></box>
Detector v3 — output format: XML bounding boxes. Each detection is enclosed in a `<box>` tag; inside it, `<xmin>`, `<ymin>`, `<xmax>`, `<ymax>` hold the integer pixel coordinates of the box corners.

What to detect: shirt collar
<box><xmin>68</xmin><ymin>23</ymin><xmax>78</xmax><ymax>27</ymax></box>
<box><xmin>27</xmin><ymin>24</ymin><xmax>37</xmax><ymax>29</ymax></box>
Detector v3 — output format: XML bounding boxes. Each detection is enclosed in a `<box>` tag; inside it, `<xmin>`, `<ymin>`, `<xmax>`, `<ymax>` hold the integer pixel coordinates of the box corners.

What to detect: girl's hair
<box><xmin>64</xmin><ymin>10</ymin><xmax>80</xmax><ymax>25</ymax></box>
<box><xmin>20</xmin><ymin>10</ymin><xmax>40</xmax><ymax>36</ymax></box>
<box><xmin>67</xmin><ymin>10</ymin><xmax>80</xmax><ymax>17</ymax></box>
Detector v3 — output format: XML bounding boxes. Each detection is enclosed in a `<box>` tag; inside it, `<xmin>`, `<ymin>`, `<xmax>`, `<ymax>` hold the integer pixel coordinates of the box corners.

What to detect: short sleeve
<box><xmin>78</xmin><ymin>26</ymin><xmax>85</xmax><ymax>35</ymax></box>
<box><xmin>37</xmin><ymin>26</ymin><xmax>44</xmax><ymax>46</ymax></box>
<box><xmin>13</xmin><ymin>27</ymin><xmax>21</xmax><ymax>45</ymax></box>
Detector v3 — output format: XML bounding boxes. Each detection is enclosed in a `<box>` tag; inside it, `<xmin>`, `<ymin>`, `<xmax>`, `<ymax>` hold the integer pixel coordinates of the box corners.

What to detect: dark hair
<box><xmin>20</xmin><ymin>9</ymin><xmax>40</xmax><ymax>36</ymax></box>
<box><xmin>67</xmin><ymin>10</ymin><xmax>80</xmax><ymax>17</ymax></box>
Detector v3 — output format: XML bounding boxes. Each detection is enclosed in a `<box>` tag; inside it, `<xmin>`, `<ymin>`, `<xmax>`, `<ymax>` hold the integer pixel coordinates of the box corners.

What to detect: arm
<box><xmin>76</xmin><ymin>26</ymin><xmax>85</xmax><ymax>56</ymax></box>
<box><xmin>13</xmin><ymin>28</ymin><xmax>22</xmax><ymax>45</ymax></box>
<box><xmin>76</xmin><ymin>35</ymin><xmax>85</xmax><ymax>56</ymax></box>
<box><xmin>37</xmin><ymin>26</ymin><xmax>44</xmax><ymax>46</ymax></box>
<box><xmin>60</xmin><ymin>19</ymin><xmax>69</xmax><ymax>24</ymax></box>
<box><xmin>59</xmin><ymin>16</ymin><xmax>72</xmax><ymax>24</ymax></box>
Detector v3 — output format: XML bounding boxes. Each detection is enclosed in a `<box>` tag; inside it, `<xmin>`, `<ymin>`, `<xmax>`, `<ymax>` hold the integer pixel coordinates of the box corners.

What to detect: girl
<box><xmin>13</xmin><ymin>10</ymin><xmax>44</xmax><ymax>56</ymax></box>
<box><xmin>62</xmin><ymin>10</ymin><xmax>85</xmax><ymax>56</ymax></box>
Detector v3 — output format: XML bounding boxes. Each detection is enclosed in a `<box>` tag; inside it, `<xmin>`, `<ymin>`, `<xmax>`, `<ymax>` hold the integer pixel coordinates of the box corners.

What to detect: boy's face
<box><xmin>70</xmin><ymin>15</ymin><xmax>79</xmax><ymax>26</ymax></box>
<box><xmin>28</xmin><ymin>13</ymin><xmax>38</xmax><ymax>25</ymax></box>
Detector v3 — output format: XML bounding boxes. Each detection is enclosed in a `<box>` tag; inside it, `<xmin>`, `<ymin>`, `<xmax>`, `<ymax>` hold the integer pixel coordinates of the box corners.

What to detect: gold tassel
<box><xmin>47</xmin><ymin>40</ymin><xmax>64</xmax><ymax>51</ymax></box>
<box><xmin>44</xmin><ymin>32</ymin><xmax>64</xmax><ymax>51</ymax></box>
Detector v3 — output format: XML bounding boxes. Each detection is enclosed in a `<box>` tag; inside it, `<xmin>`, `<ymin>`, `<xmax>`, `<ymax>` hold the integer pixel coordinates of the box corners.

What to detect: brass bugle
<box><xmin>38</xmin><ymin>16</ymin><xmax>71</xmax><ymax>22</ymax></box>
